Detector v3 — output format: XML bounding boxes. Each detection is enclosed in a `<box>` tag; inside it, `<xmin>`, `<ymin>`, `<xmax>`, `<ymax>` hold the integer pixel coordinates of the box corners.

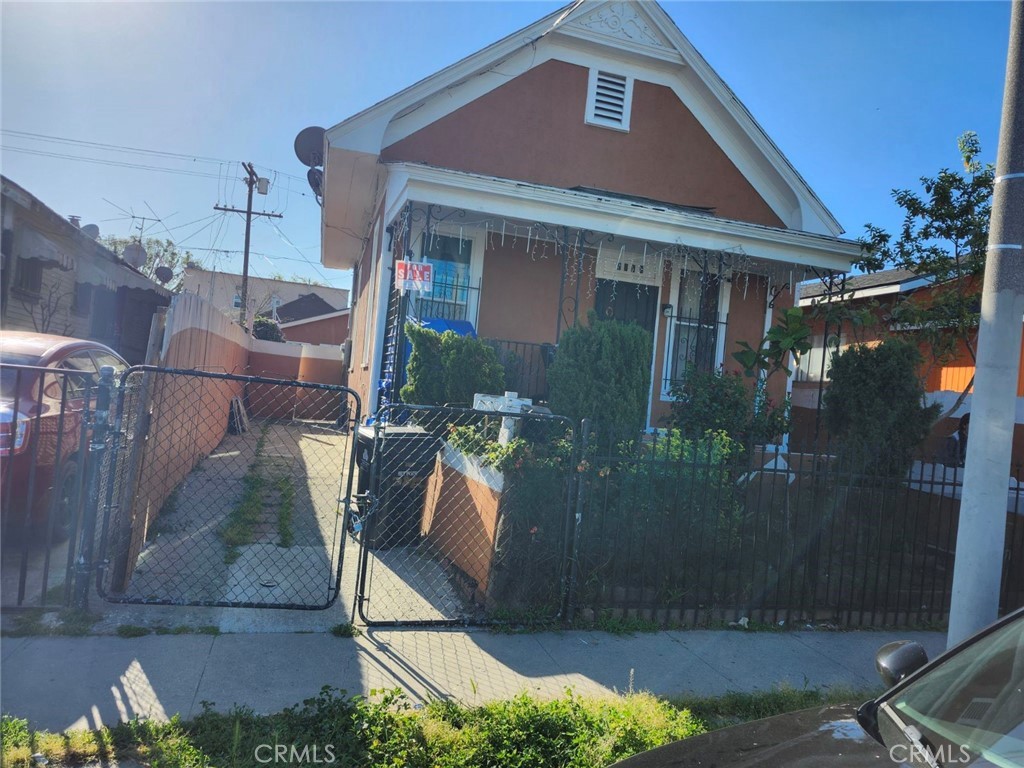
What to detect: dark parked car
<box><xmin>613</xmin><ymin>608</ymin><xmax>1024</xmax><ymax>767</ymax></box>
<box><xmin>0</xmin><ymin>332</ymin><xmax>127</xmax><ymax>541</ymax></box>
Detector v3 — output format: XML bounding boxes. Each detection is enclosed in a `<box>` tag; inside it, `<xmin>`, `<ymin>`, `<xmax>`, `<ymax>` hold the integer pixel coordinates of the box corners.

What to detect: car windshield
<box><xmin>0</xmin><ymin>353</ymin><xmax>41</xmax><ymax>399</ymax></box>
<box><xmin>884</xmin><ymin>615</ymin><xmax>1024</xmax><ymax>767</ymax></box>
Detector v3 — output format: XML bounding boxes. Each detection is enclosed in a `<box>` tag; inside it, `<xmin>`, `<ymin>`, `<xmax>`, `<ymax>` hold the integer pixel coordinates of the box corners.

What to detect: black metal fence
<box><xmin>571</xmin><ymin>427</ymin><xmax>1024</xmax><ymax>627</ymax></box>
<box><xmin>354</xmin><ymin>403</ymin><xmax>577</xmax><ymax>626</ymax></box>
<box><xmin>1</xmin><ymin>363</ymin><xmax>98</xmax><ymax>611</ymax></box>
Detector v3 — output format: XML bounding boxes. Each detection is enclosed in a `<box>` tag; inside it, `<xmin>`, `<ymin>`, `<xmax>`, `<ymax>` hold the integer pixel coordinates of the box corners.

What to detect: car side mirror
<box><xmin>875</xmin><ymin>640</ymin><xmax>929</xmax><ymax>689</ymax></box>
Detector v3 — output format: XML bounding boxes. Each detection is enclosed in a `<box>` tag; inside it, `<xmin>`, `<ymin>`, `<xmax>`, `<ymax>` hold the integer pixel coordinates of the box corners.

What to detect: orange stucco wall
<box><xmin>247</xmin><ymin>347</ymin><xmax>347</xmax><ymax>420</ymax></box>
<box><xmin>421</xmin><ymin>457</ymin><xmax>501</xmax><ymax>600</ymax></box>
<box><xmin>477</xmin><ymin>240</ymin><xmax>595</xmax><ymax>344</ymax></box>
<box><xmin>114</xmin><ymin>324</ymin><xmax>247</xmax><ymax>588</ymax></box>
<box><xmin>283</xmin><ymin>313</ymin><xmax>349</xmax><ymax>347</ymax></box>
<box><xmin>382</xmin><ymin>60</ymin><xmax>783</xmax><ymax>228</ymax></box>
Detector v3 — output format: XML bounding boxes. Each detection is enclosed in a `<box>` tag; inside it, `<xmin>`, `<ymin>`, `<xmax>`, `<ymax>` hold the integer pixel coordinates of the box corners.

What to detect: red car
<box><xmin>0</xmin><ymin>332</ymin><xmax>128</xmax><ymax>542</ymax></box>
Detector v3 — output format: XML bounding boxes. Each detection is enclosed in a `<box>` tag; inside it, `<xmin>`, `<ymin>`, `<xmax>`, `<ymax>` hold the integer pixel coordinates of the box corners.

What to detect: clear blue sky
<box><xmin>0</xmin><ymin>1</ymin><xmax>1013</xmax><ymax>295</ymax></box>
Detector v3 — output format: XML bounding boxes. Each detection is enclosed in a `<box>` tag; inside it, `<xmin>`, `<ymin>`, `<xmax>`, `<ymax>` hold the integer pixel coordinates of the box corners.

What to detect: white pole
<box><xmin>947</xmin><ymin>0</ymin><xmax>1024</xmax><ymax>647</ymax></box>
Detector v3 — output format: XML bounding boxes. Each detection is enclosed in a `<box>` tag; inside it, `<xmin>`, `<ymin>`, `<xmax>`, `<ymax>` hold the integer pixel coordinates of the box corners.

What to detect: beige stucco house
<box><xmin>181</xmin><ymin>266</ymin><xmax>348</xmax><ymax>326</ymax></box>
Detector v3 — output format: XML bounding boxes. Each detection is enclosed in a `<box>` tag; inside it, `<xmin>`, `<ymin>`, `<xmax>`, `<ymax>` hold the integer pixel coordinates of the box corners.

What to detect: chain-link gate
<box><xmin>353</xmin><ymin>404</ymin><xmax>577</xmax><ymax>626</ymax></box>
<box><xmin>95</xmin><ymin>366</ymin><xmax>360</xmax><ymax>609</ymax></box>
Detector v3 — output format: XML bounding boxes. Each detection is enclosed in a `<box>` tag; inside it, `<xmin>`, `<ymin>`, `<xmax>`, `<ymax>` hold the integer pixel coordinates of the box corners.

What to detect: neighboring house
<box><xmin>0</xmin><ymin>176</ymin><xmax>171</xmax><ymax>363</ymax></box>
<box><xmin>794</xmin><ymin>267</ymin><xmax>1024</xmax><ymax>462</ymax></box>
<box><xmin>258</xmin><ymin>293</ymin><xmax>350</xmax><ymax>347</ymax></box>
<box><xmin>318</xmin><ymin>0</ymin><xmax>861</xmax><ymax>428</ymax></box>
<box><xmin>181</xmin><ymin>266</ymin><xmax>348</xmax><ymax>326</ymax></box>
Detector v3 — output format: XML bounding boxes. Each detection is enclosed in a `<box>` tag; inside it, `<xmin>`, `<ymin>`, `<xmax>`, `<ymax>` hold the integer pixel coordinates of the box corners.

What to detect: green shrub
<box><xmin>668</xmin><ymin>367</ymin><xmax>750</xmax><ymax>440</ymax></box>
<box><xmin>252</xmin><ymin>316</ymin><xmax>284</xmax><ymax>342</ymax></box>
<box><xmin>823</xmin><ymin>338</ymin><xmax>940</xmax><ymax>476</ymax></box>
<box><xmin>668</xmin><ymin>367</ymin><xmax>790</xmax><ymax>446</ymax></box>
<box><xmin>547</xmin><ymin>314</ymin><xmax>652</xmax><ymax>437</ymax></box>
<box><xmin>401</xmin><ymin>324</ymin><xmax>505</xmax><ymax>406</ymax></box>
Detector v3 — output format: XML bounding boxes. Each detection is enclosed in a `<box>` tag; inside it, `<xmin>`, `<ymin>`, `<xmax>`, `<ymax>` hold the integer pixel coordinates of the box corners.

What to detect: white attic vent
<box><xmin>586</xmin><ymin>69</ymin><xmax>633</xmax><ymax>131</ymax></box>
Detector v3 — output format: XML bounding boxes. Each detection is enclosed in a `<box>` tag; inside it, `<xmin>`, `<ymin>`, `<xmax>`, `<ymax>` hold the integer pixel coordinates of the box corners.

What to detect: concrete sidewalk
<box><xmin>1</xmin><ymin>627</ymin><xmax>946</xmax><ymax>732</ymax></box>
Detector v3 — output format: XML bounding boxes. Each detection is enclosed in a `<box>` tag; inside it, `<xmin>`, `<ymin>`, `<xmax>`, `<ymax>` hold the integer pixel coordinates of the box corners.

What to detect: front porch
<box><xmin>367</xmin><ymin>165</ymin><xmax>859</xmax><ymax>428</ymax></box>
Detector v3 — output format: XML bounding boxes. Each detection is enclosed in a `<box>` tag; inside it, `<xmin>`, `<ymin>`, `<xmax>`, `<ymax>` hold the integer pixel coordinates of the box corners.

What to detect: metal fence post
<box><xmin>72</xmin><ymin>365</ymin><xmax>114</xmax><ymax>611</ymax></box>
<box><xmin>564</xmin><ymin>417</ymin><xmax>591</xmax><ymax>623</ymax></box>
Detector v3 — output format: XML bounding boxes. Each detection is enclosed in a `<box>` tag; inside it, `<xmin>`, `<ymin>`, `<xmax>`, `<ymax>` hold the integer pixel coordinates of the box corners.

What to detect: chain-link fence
<box><xmin>353</xmin><ymin>404</ymin><xmax>577</xmax><ymax>626</ymax></box>
<box><xmin>96</xmin><ymin>366</ymin><xmax>360</xmax><ymax>609</ymax></box>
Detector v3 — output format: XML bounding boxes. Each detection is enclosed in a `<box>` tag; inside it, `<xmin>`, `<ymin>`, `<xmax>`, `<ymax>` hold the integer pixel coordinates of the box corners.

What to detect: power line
<box><xmin>1</xmin><ymin>128</ymin><xmax>228</xmax><ymax>165</ymax></box>
<box><xmin>3</xmin><ymin>145</ymin><xmax>225</xmax><ymax>179</ymax></box>
<box><xmin>3</xmin><ymin>129</ymin><xmax>311</xmax><ymax>185</ymax></box>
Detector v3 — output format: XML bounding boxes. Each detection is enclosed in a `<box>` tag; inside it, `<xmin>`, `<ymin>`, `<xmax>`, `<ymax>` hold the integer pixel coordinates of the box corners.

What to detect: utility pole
<box><xmin>947</xmin><ymin>1</ymin><xmax>1024</xmax><ymax>647</ymax></box>
<box><xmin>214</xmin><ymin>162</ymin><xmax>282</xmax><ymax>327</ymax></box>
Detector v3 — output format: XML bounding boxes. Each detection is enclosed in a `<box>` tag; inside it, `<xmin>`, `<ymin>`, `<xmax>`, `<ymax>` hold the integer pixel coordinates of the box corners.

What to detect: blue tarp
<box><xmin>419</xmin><ymin>317</ymin><xmax>477</xmax><ymax>338</ymax></box>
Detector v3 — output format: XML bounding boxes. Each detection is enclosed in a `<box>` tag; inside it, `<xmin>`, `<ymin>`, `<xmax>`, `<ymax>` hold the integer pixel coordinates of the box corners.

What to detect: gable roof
<box><xmin>322</xmin><ymin>0</ymin><xmax>845</xmax><ymax>268</ymax></box>
<box><xmin>260</xmin><ymin>292</ymin><xmax>338</xmax><ymax>324</ymax></box>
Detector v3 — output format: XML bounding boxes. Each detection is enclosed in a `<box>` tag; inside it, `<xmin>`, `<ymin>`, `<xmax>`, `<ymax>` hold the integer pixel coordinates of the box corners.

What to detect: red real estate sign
<box><xmin>395</xmin><ymin>260</ymin><xmax>433</xmax><ymax>293</ymax></box>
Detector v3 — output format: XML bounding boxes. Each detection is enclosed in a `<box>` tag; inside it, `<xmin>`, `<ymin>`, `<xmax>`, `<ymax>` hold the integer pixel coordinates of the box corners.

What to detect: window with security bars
<box><xmin>418</xmin><ymin>234</ymin><xmax>472</xmax><ymax>321</ymax></box>
<box><xmin>586</xmin><ymin>70</ymin><xmax>633</xmax><ymax>131</ymax></box>
<box><xmin>669</xmin><ymin>271</ymin><xmax>721</xmax><ymax>382</ymax></box>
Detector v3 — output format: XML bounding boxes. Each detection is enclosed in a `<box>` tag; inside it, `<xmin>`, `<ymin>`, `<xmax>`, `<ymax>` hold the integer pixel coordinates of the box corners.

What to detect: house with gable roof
<box><xmin>318</xmin><ymin>0</ymin><xmax>862</xmax><ymax>428</ymax></box>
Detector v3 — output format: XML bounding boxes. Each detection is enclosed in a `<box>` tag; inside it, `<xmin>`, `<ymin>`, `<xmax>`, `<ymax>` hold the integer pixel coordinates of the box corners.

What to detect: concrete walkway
<box><xmin>1</xmin><ymin>627</ymin><xmax>946</xmax><ymax>733</ymax></box>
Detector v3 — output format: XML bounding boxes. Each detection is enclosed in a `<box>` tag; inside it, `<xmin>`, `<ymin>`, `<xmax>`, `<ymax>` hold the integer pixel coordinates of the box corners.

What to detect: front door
<box><xmin>594</xmin><ymin>279</ymin><xmax>658</xmax><ymax>337</ymax></box>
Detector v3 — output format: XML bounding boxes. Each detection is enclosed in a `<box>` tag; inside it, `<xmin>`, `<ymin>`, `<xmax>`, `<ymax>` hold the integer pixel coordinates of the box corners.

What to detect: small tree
<box><xmin>400</xmin><ymin>323</ymin><xmax>504</xmax><ymax>406</ymax></box>
<box><xmin>823</xmin><ymin>339</ymin><xmax>940</xmax><ymax>476</ymax></box>
<box><xmin>546</xmin><ymin>313</ymin><xmax>652</xmax><ymax>438</ymax></box>
<box><xmin>252</xmin><ymin>316</ymin><xmax>284</xmax><ymax>342</ymax></box>
<box><xmin>102</xmin><ymin>237</ymin><xmax>195</xmax><ymax>292</ymax></box>
<box><xmin>859</xmin><ymin>132</ymin><xmax>993</xmax><ymax>418</ymax></box>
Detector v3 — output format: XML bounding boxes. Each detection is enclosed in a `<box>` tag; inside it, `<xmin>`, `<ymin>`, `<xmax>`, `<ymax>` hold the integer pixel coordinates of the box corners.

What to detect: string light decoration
<box><xmin>381</xmin><ymin>202</ymin><xmax>841</xmax><ymax>343</ymax></box>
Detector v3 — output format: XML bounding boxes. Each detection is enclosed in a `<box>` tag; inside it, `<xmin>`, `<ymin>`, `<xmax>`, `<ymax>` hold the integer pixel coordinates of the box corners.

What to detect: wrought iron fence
<box><xmin>483</xmin><ymin>339</ymin><xmax>554</xmax><ymax>403</ymax></box>
<box><xmin>1</xmin><ymin>363</ymin><xmax>98</xmax><ymax>611</ymax></box>
<box><xmin>353</xmin><ymin>403</ymin><xmax>577</xmax><ymax>626</ymax></box>
<box><xmin>570</xmin><ymin>427</ymin><xmax>1024</xmax><ymax>627</ymax></box>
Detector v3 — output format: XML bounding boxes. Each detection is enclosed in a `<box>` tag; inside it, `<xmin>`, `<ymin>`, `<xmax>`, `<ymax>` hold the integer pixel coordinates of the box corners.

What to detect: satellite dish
<box><xmin>294</xmin><ymin>126</ymin><xmax>326</xmax><ymax>168</ymax></box>
<box><xmin>122</xmin><ymin>242</ymin><xmax>147</xmax><ymax>268</ymax></box>
<box><xmin>307</xmin><ymin>167</ymin><xmax>324</xmax><ymax>198</ymax></box>
<box><xmin>154</xmin><ymin>265</ymin><xmax>174</xmax><ymax>284</ymax></box>
<box><xmin>81</xmin><ymin>224</ymin><xmax>100</xmax><ymax>240</ymax></box>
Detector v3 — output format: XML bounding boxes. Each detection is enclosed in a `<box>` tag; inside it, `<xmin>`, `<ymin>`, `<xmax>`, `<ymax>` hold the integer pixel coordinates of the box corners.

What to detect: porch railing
<box><xmin>483</xmin><ymin>338</ymin><xmax>554</xmax><ymax>403</ymax></box>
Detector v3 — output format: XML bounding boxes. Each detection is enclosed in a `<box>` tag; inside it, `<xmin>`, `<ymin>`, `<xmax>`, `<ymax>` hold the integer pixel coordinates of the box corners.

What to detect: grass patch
<box><xmin>116</xmin><ymin>624</ymin><xmax>152</xmax><ymax>638</ymax></box>
<box><xmin>3</xmin><ymin>609</ymin><xmax>101</xmax><ymax>637</ymax></box>
<box><xmin>275</xmin><ymin>476</ymin><xmax>295</xmax><ymax>548</ymax></box>
<box><xmin>2</xmin><ymin>687</ymin><xmax>705</xmax><ymax>768</ymax></box>
<box><xmin>329</xmin><ymin>622</ymin><xmax>362</xmax><ymax>638</ymax></box>
<box><xmin>2</xmin><ymin>685</ymin><xmax>879</xmax><ymax>768</ymax></box>
<box><xmin>221</xmin><ymin>425</ymin><xmax>271</xmax><ymax>563</ymax></box>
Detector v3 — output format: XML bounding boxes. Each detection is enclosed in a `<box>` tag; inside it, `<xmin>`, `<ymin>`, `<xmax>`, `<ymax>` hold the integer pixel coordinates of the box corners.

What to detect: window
<box><xmin>795</xmin><ymin>333</ymin><xmax>843</xmax><ymax>382</ymax></box>
<box><xmin>668</xmin><ymin>270</ymin><xmax>721</xmax><ymax>383</ymax></box>
<box><xmin>585</xmin><ymin>69</ymin><xmax>633</xmax><ymax>131</ymax></box>
<box><xmin>72</xmin><ymin>283</ymin><xmax>92</xmax><ymax>315</ymax></box>
<box><xmin>232</xmin><ymin>292</ymin><xmax>242</xmax><ymax>309</ymax></box>
<box><xmin>14</xmin><ymin>257</ymin><xmax>42</xmax><ymax>296</ymax></box>
<box><xmin>419</xmin><ymin>234</ymin><xmax>472</xmax><ymax>321</ymax></box>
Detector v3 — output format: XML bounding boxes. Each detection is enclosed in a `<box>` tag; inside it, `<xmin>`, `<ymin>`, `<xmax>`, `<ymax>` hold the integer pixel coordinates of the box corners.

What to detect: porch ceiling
<box><xmin>383</xmin><ymin>163</ymin><xmax>860</xmax><ymax>273</ymax></box>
